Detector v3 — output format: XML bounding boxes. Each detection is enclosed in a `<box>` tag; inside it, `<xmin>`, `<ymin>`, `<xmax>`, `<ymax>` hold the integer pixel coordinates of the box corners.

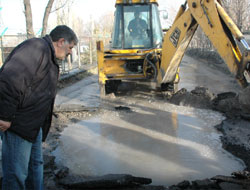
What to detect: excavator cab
<box><xmin>111</xmin><ymin>2</ymin><xmax>163</xmax><ymax>49</ymax></box>
<box><xmin>97</xmin><ymin>0</ymin><xmax>167</xmax><ymax>96</ymax></box>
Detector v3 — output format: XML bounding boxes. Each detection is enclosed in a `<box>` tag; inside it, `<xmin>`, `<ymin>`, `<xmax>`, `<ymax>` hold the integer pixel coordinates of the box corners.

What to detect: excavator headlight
<box><xmin>240</xmin><ymin>39</ymin><xmax>250</xmax><ymax>51</ymax></box>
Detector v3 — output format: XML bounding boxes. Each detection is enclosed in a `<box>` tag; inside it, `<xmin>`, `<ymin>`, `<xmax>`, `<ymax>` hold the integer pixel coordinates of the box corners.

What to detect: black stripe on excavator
<box><xmin>219</xmin><ymin>14</ymin><xmax>237</xmax><ymax>49</ymax></box>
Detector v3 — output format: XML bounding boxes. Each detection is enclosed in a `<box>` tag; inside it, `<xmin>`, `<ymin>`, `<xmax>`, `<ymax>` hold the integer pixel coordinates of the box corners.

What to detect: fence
<box><xmin>0</xmin><ymin>34</ymin><xmax>110</xmax><ymax>74</ymax></box>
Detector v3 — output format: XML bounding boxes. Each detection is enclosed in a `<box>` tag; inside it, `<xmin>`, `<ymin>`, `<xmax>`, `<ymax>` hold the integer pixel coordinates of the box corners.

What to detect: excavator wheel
<box><xmin>100</xmin><ymin>80</ymin><xmax>121</xmax><ymax>97</ymax></box>
<box><xmin>99</xmin><ymin>83</ymin><xmax>106</xmax><ymax>98</ymax></box>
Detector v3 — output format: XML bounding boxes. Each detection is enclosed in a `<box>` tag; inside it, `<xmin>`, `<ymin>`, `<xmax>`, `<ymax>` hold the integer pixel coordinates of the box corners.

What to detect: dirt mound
<box><xmin>215</xmin><ymin>119</ymin><xmax>250</xmax><ymax>171</ymax></box>
<box><xmin>169</xmin><ymin>87</ymin><xmax>215</xmax><ymax>109</ymax></box>
<box><xmin>169</xmin><ymin>86</ymin><xmax>250</xmax><ymax>120</ymax></box>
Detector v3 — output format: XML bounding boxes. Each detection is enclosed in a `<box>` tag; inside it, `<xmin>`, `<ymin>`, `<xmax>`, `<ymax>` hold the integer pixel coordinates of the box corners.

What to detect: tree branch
<box><xmin>50</xmin><ymin>0</ymin><xmax>73</xmax><ymax>13</ymax></box>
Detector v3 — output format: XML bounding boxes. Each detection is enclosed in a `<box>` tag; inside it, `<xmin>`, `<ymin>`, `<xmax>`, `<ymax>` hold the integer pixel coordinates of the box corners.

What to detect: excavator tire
<box><xmin>99</xmin><ymin>83</ymin><xmax>106</xmax><ymax>98</ymax></box>
<box><xmin>100</xmin><ymin>80</ymin><xmax>122</xmax><ymax>97</ymax></box>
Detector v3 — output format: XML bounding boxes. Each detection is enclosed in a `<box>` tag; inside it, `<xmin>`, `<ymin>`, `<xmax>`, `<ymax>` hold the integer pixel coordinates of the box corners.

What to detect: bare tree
<box><xmin>222</xmin><ymin>0</ymin><xmax>250</xmax><ymax>31</ymax></box>
<box><xmin>229</xmin><ymin>0</ymin><xmax>247</xmax><ymax>31</ymax></box>
<box><xmin>42</xmin><ymin>0</ymin><xmax>74</xmax><ymax>35</ymax></box>
<box><xmin>23</xmin><ymin>0</ymin><xmax>34</xmax><ymax>38</ymax></box>
<box><xmin>23</xmin><ymin>0</ymin><xmax>74</xmax><ymax>38</ymax></box>
<box><xmin>41</xmin><ymin>0</ymin><xmax>55</xmax><ymax>36</ymax></box>
<box><xmin>95</xmin><ymin>12</ymin><xmax>114</xmax><ymax>47</ymax></box>
<box><xmin>55</xmin><ymin>0</ymin><xmax>74</xmax><ymax>26</ymax></box>
<box><xmin>189</xmin><ymin>27</ymin><xmax>212</xmax><ymax>51</ymax></box>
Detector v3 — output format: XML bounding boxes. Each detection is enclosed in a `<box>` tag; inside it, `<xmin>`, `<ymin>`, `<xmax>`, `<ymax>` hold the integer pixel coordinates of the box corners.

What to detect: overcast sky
<box><xmin>0</xmin><ymin>0</ymin><xmax>185</xmax><ymax>35</ymax></box>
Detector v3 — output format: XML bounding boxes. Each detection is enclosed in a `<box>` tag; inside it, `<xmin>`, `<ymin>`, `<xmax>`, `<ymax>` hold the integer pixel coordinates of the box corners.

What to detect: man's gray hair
<box><xmin>49</xmin><ymin>25</ymin><xmax>78</xmax><ymax>45</ymax></box>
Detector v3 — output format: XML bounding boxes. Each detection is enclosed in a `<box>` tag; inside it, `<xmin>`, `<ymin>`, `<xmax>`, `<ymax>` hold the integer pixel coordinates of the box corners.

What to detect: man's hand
<box><xmin>0</xmin><ymin>120</ymin><xmax>11</xmax><ymax>132</ymax></box>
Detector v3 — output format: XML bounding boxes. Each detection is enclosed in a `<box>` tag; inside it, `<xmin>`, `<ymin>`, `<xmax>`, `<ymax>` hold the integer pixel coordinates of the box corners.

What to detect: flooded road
<box><xmin>54</xmin><ymin>97</ymin><xmax>245</xmax><ymax>185</ymax></box>
<box><xmin>54</xmin><ymin>55</ymin><xmax>245</xmax><ymax>186</ymax></box>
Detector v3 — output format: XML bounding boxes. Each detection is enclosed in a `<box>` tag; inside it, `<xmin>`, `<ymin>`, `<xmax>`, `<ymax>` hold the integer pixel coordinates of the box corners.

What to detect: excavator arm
<box><xmin>160</xmin><ymin>0</ymin><xmax>250</xmax><ymax>88</ymax></box>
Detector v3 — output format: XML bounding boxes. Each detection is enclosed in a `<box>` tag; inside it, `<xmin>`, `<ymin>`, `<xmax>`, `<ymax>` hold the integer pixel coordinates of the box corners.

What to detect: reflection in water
<box><xmin>53</xmin><ymin>102</ymin><xmax>245</xmax><ymax>185</ymax></box>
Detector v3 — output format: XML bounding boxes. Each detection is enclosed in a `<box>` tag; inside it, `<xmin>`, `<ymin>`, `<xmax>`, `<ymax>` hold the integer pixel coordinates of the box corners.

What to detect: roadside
<box><xmin>58</xmin><ymin>63</ymin><xmax>97</xmax><ymax>88</ymax></box>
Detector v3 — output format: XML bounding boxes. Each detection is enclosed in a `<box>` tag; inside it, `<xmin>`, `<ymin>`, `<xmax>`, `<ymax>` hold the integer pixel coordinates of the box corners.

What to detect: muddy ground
<box><xmin>41</xmin><ymin>52</ymin><xmax>250</xmax><ymax>190</ymax></box>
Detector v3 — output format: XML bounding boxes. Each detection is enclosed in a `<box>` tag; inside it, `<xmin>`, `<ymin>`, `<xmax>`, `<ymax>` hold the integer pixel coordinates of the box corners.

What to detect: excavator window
<box><xmin>126</xmin><ymin>6</ymin><xmax>150</xmax><ymax>48</ymax></box>
<box><xmin>152</xmin><ymin>4</ymin><xmax>163</xmax><ymax>47</ymax></box>
<box><xmin>111</xmin><ymin>3</ymin><xmax>163</xmax><ymax>49</ymax></box>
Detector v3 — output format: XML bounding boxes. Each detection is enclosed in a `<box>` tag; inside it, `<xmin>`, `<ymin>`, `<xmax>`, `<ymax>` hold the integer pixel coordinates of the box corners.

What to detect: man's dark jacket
<box><xmin>0</xmin><ymin>35</ymin><xmax>59</xmax><ymax>142</ymax></box>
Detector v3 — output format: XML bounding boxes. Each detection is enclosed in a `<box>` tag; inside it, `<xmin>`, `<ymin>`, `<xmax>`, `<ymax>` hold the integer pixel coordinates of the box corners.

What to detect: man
<box><xmin>0</xmin><ymin>25</ymin><xmax>78</xmax><ymax>190</ymax></box>
<box><xmin>128</xmin><ymin>11</ymin><xmax>148</xmax><ymax>38</ymax></box>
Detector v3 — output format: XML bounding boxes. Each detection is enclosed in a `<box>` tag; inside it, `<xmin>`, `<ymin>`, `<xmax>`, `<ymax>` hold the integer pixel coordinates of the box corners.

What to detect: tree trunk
<box><xmin>23</xmin><ymin>0</ymin><xmax>34</xmax><ymax>38</ymax></box>
<box><xmin>41</xmin><ymin>0</ymin><xmax>55</xmax><ymax>36</ymax></box>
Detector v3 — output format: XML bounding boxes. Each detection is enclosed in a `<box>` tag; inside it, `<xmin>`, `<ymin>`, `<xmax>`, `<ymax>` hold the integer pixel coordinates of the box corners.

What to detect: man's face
<box><xmin>134</xmin><ymin>12</ymin><xmax>140</xmax><ymax>20</ymax></box>
<box><xmin>55</xmin><ymin>38</ymin><xmax>75</xmax><ymax>60</ymax></box>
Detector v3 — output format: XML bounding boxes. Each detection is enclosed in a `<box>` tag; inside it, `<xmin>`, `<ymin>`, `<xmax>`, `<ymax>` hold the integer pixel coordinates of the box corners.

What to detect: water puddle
<box><xmin>55</xmin><ymin>75</ymin><xmax>100</xmax><ymax>108</ymax></box>
<box><xmin>53</xmin><ymin>101</ymin><xmax>245</xmax><ymax>186</ymax></box>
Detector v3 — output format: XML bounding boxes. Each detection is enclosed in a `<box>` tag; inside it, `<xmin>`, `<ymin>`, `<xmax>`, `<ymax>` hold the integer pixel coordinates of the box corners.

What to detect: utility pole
<box><xmin>89</xmin><ymin>15</ymin><xmax>94</xmax><ymax>65</ymax></box>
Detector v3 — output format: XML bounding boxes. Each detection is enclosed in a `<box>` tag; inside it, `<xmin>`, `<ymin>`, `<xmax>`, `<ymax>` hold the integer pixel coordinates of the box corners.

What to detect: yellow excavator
<box><xmin>96</xmin><ymin>0</ymin><xmax>250</xmax><ymax>96</ymax></box>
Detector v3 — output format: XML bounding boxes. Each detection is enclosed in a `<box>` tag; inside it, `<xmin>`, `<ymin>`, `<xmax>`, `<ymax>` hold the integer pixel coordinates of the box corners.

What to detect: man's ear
<box><xmin>57</xmin><ymin>38</ymin><xmax>65</xmax><ymax>47</ymax></box>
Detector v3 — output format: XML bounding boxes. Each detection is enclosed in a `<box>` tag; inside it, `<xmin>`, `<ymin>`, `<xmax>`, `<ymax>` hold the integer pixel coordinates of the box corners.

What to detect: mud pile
<box><xmin>170</xmin><ymin>86</ymin><xmax>250</xmax><ymax>119</ymax></box>
<box><xmin>168</xmin><ymin>171</ymin><xmax>250</xmax><ymax>190</ymax></box>
<box><xmin>169</xmin><ymin>87</ymin><xmax>215</xmax><ymax>109</ymax></box>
